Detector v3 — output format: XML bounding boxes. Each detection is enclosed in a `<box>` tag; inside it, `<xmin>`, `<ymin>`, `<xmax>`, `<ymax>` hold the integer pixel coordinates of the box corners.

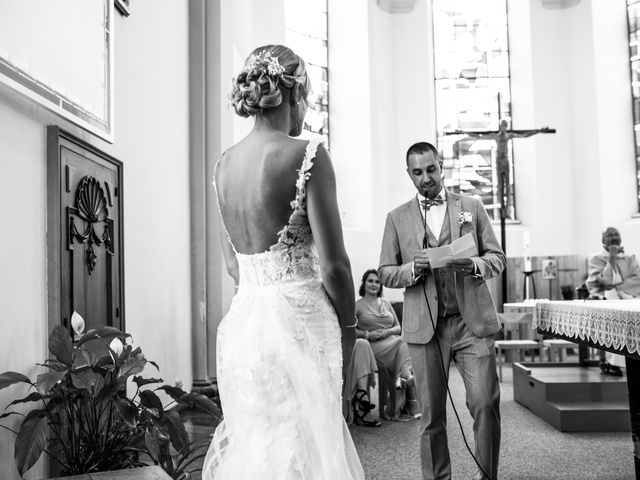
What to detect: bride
<box><xmin>202</xmin><ymin>45</ymin><xmax>364</xmax><ymax>479</ymax></box>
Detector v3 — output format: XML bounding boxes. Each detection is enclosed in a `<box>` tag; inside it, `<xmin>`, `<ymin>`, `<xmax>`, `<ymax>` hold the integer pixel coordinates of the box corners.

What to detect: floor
<box><xmin>350</xmin><ymin>357</ymin><xmax>636</xmax><ymax>480</ymax></box>
<box><xmin>186</xmin><ymin>356</ymin><xmax>636</xmax><ymax>479</ymax></box>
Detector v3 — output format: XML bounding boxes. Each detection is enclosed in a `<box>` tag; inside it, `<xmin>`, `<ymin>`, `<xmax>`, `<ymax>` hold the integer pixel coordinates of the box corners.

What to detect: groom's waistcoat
<box><xmin>430</xmin><ymin>209</ymin><xmax>459</xmax><ymax>317</ymax></box>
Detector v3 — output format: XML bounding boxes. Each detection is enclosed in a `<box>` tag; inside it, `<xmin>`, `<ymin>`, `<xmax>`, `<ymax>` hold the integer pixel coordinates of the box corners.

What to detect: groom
<box><xmin>378</xmin><ymin>142</ymin><xmax>505</xmax><ymax>480</ymax></box>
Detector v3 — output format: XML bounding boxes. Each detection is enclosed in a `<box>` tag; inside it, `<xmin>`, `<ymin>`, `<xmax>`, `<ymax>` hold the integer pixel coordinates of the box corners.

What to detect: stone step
<box><xmin>546</xmin><ymin>400</ymin><xmax>630</xmax><ymax>432</ymax></box>
<box><xmin>513</xmin><ymin>362</ymin><xmax>631</xmax><ymax>432</ymax></box>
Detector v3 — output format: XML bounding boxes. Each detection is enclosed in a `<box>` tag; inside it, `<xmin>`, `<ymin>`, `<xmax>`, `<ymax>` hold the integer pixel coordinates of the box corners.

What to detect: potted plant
<box><xmin>0</xmin><ymin>313</ymin><xmax>221</xmax><ymax>479</ymax></box>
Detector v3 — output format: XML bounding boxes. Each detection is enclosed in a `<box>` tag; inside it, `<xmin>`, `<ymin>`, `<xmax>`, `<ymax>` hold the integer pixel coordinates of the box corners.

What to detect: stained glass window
<box><xmin>627</xmin><ymin>0</ymin><xmax>640</xmax><ymax>210</ymax></box>
<box><xmin>285</xmin><ymin>0</ymin><xmax>330</xmax><ymax>147</ymax></box>
<box><xmin>432</xmin><ymin>0</ymin><xmax>514</xmax><ymax>220</ymax></box>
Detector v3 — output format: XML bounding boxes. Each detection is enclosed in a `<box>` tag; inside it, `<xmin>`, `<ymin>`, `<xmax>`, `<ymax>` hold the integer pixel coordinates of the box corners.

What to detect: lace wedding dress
<box><xmin>202</xmin><ymin>139</ymin><xmax>364</xmax><ymax>480</ymax></box>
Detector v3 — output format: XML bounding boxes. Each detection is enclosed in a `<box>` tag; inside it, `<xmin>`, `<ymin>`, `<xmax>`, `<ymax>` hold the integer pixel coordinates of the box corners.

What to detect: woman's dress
<box><xmin>355</xmin><ymin>297</ymin><xmax>412</xmax><ymax>381</ymax></box>
<box><xmin>202</xmin><ymin>139</ymin><xmax>364</xmax><ymax>480</ymax></box>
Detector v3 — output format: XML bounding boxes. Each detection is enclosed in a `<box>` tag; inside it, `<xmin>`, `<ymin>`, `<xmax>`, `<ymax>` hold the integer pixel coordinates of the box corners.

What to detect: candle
<box><xmin>523</xmin><ymin>231</ymin><xmax>532</xmax><ymax>272</ymax></box>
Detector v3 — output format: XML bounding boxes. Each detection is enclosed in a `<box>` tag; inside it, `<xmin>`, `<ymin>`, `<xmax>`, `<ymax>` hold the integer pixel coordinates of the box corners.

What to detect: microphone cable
<box><xmin>419</xmin><ymin>205</ymin><xmax>492</xmax><ymax>480</ymax></box>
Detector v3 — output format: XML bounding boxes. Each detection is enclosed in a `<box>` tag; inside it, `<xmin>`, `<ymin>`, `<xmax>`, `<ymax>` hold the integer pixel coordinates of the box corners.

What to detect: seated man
<box><xmin>586</xmin><ymin>227</ymin><xmax>640</xmax><ymax>375</ymax></box>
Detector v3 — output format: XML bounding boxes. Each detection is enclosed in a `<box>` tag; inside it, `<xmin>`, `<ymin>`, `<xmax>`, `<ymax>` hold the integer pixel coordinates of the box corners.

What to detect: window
<box><xmin>627</xmin><ymin>0</ymin><xmax>640</xmax><ymax>210</ymax></box>
<box><xmin>432</xmin><ymin>0</ymin><xmax>514</xmax><ymax>220</ymax></box>
<box><xmin>285</xmin><ymin>0</ymin><xmax>330</xmax><ymax>147</ymax></box>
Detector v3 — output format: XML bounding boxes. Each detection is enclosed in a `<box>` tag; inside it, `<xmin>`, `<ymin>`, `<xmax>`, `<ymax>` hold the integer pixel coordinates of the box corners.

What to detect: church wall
<box><xmin>338</xmin><ymin>0</ymin><xmax>440</xmax><ymax>301</ymax></box>
<box><xmin>0</xmin><ymin>2</ymin><xmax>192</xmax><ymax>478</ymax></box>
<box><xmin>503</xmin><ymin>0</ymin><xmax>638</xmax><ymax>273</ymax></box>
<box><xmin>330</xmin><ymin>0</ymin><xmax>379</xmax><ymax>291</ymax></box>
<box><xmin>590</xmin><ymin>0</ymin><xmax>639</xmax><ymax>252</ymax></box>
<box><xmin>515</xmin><ymin>0</ymin><xmax>582</xmax><ymax>259</ymax></box>
<box><xmin>0</xmin><ymin>97</ymin><xmax>49</xmax><ymax>480</ymax></box>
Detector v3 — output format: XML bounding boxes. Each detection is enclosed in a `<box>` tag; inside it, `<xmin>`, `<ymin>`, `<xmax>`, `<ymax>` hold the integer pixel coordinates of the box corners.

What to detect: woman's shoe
<box><xmin>353</xmin><ymin>389</ymin><xmax>375</xmax><ymax>412</ymax></box>
<box><xmin>600</xmin><ymin>361</ymin><xmax>623</xmax><ymax>377</ymax></box>
<box><xmin>352</xmin><ymin>389</ymin><xmax>381</xmax><ymax>427</ymax></box>
<box><xmin>406</xmin><ymin>399</ymin><xmax>422</xmax><ymax>419</ymax></box>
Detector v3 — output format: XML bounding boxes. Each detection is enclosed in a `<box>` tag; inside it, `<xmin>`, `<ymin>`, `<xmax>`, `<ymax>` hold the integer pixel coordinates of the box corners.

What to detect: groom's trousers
<box><xmin>408</xmin><ymin>313</ymin><xmax>501</xmax><ymax>480</ymax></box>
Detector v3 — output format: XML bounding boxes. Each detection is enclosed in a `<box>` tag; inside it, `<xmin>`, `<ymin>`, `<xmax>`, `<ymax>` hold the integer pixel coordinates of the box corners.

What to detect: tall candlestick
<box><xmin>523</xmin><ymin>231</ymin><xmax>532</xmax><ymax>272</ymax></box>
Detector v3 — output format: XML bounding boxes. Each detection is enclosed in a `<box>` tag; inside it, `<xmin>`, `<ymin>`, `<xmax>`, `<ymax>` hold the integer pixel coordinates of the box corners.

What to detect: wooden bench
<box><xmin>542</xmin><ymin>338</ymin><xmax>578</xmax><ymax>362</ymax></box>
<box><xmin>495</xmin><ymin>340</ymin><xmax>540</xmax><ymax>382</ymax></box>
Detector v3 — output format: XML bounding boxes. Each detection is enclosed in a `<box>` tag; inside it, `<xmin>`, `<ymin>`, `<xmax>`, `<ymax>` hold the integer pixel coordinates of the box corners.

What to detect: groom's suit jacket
<box><xmin>378</xmin><ymin>190</ymin><xmax>505</xmax><ymax>344</ymax></box>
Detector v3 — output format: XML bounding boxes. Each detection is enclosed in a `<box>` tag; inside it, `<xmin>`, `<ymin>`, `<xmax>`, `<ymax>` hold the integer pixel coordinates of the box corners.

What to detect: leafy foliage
<box><xmin>0</xmin><ymin>323</ymin><xmax>221</xmax><ymax>479</ymax></box>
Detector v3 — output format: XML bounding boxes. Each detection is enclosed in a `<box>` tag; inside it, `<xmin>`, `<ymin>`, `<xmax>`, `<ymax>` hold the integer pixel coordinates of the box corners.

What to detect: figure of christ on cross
<box><xmin>445</xmin><ymin>120</ymin><xmax>555</xmax><ymax>218</ymax></box>
<box><xmin>444</xmin><ymin>120</ymin><xmax>555</xmax><ymax>304</ymax></box>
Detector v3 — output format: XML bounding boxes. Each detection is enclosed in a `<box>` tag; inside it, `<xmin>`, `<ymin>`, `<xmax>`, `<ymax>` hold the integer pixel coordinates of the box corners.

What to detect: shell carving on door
<box><xmin>67</xmin><ymin>176</ymin><xmax>114</xmax><ymax>274</ymax></box>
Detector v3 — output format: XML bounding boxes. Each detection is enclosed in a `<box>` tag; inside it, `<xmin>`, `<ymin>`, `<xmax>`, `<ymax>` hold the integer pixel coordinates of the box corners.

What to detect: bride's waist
<box><xmin>237</xmin><ymin>268</ymin><xmax>321</xmax><ymax>286</ymax></box>
<box><xmin>237</xmin><ymin>278</ymin><xmax>324</xmax><ymax>292</ymax></box>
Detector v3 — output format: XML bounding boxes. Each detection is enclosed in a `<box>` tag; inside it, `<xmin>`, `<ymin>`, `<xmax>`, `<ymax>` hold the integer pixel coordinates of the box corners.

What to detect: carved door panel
<box><xmin>47</xmin><ymin>127</ymin><xmax>124</xmax><ymax>334</ymax></box>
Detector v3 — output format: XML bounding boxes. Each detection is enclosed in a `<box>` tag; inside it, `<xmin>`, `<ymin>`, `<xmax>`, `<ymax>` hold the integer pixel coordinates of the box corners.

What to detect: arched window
<box><xmin>285</xmin><ymin>0</ymin><xmax>330</xmax><ymax>147</ymax></box>
<box><xmin>432</xmin><ymin>0</ymin><xmax>513</xmax><ymax>220</ymax></box>
<box><xmin>627</xmin><ymin>0</ymin><xmax>640</xmax><ymax>210</ymax></box>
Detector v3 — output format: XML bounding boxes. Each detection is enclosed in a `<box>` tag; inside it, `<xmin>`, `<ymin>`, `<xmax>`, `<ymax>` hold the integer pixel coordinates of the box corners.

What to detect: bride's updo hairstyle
<box><xmin>230</xmin><ymin>45</ymin><xmax>310</xmax><ymax>118</ymax></box>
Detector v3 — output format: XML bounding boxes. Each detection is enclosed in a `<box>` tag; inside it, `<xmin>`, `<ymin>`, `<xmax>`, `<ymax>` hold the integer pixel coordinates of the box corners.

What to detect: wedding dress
<box><xmin>202</xmin><ymin>138</ymin><xmax>364</xmax><ymax>480</ymax></box>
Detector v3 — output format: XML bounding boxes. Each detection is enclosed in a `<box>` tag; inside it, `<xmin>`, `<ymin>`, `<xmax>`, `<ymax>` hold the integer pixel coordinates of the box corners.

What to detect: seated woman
<box><xmin>355</xmin><ymin>269</ymin><xmax>420</xmax><ymax>420</ymax></box>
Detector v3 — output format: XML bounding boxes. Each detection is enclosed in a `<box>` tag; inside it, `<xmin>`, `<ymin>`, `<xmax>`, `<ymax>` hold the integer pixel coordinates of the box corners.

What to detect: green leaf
<box><xmin>132</xmin><ymin>376</ymin><xmax>163</xmax><ymax>387</ymax></box>
<box><xmin>35</xmin><ymin>371</ymin><xmax>66</xmax><ymax>396</ymax></box>
<box><xmin>0</xmin><ymin>372</ymin><xmax>31</xmax><ymax>390</ymax></box>
<box><xmin>36</xmin><ymin>360</ymin><xmax>67</xmax><ymax>371</ymax></box>
<box><xmin>82</xmin><ymin>338</ymin><xmax>112</xmax><ymax>363</ymax></box>
<box><xmin>96</xmin><ymin>377</ymin><xmax>126</xmax><ymax>401</ymax></box>
<box><xmin>155</xmin><ymin>385</ymin><xmax>187</xmax><ymax>401</ymax></box>
<box><xmin>139</xmin><ymin>390</ymin><xmax>163</xmax><ymax>410</ymax></box>
<box><xmin>14</xmin><ymin>409</ymin><xmax>47</xmax><ymax>476</ymax></box>
<box><xmin>179</xmin><ymin>393</ymin><xmax>221</xmax><ymax>418</ymax></box>
<box><xmin>114</xmin><ymin>397</ymin><xmax>138</xmax><ymax>428</ymax></box>
<box><xmin>118</xmin><ymin>356</ymin><xmax>146</xmax><ymax>379</ymax></box>
<box><xmin>72</xmin><ymin>347</ymin><xmax>94</xmax><ymax>370</ymax></box>
<box><xmin>0</xmin><ymin>411</ymin><xmax>24</xmax><ymax>421</ymax></box>
<box><xmin>158</xmin><ymin>443</ymin><xmax>174</xmax><ymax>476</ymax></box>
<box><xmin>148</xmin><ymin>360</ymin><xmax>160</xmax><ymax>370</ymax></box>
<box><xmin>7</xmin><ymin>392</ymin><xmax>43</xmax><ymax>407</ymax></box>
<box><xmin>75</xmin><ymin>326</ymin><xmax>129</xmax><ymax>347</ymax></box>
<box><xmin>71</xmin><ymin>369</ymin><xmax>100</xmax><ymax>392</ymax></box>
<box><xmin>163</xmin><ymin>409</ymin><xmax>189</xmax><ymax>452</ymax></box>
<box><xmin>144</xmin><ymin>426</ymin><xmax>168</xmax><ymax>461</ymax></box>
<box><xmin>49</xmin><ymin>325</ymin><xmax>73</xmax><ymax>367</ymax></box>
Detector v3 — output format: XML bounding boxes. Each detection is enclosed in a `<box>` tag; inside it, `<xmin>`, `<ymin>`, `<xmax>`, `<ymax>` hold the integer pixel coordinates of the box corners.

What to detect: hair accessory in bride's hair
<box><xmin>247</xmin><ymin>51</ymin><xmax>286</xmax><ymax>78</ymax></box>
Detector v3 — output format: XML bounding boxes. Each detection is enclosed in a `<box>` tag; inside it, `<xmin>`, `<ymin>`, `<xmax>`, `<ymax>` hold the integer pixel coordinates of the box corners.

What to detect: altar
<box><xmin>533</xmin><ymin>299</ymin><xmax>640</xmax><ymax>479</ymax></box>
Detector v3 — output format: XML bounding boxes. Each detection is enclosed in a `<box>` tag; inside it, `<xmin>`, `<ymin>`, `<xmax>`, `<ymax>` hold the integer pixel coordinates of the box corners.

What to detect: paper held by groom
<box><xmin>425</xmin><ymin>233</ymin><xmax>478</xmax><ymax>269</ymax></box>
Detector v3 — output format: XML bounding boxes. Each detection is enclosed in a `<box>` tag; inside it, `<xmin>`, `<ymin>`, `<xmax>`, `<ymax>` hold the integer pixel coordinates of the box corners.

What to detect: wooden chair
<box><xmin>376</xmin><ymin>364</ymin><xmax>399</xmax><ymax>419</ymax></box>
<box><xmin>542</xmin><ymin>339</ymin><xmax>578</xmax><ymax>362</ymax></box>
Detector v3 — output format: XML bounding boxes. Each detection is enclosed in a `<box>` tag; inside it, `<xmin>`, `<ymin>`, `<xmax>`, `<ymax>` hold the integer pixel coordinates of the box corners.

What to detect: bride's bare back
<box><xmin>215</xmin><ymin>131</ymin><xmax>308</xmax><ymax>254</ymax></box>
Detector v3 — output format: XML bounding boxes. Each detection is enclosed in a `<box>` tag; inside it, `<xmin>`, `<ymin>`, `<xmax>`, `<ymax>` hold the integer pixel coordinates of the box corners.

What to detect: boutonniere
<box><xmin>458</xmin><ymin>211</ymin><xmax>473</xmax><ymax>226</ymax></box>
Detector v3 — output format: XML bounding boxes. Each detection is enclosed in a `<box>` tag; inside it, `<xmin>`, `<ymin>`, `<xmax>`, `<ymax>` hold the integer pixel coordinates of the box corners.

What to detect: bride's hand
<box><xmin>341</xmin><ymin>327</ymin><xmax>356</xmax><ymax>378</ymax></box>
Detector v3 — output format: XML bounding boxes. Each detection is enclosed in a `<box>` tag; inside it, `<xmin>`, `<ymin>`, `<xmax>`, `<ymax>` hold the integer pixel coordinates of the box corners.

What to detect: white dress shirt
<box><xmin>417</xmin><ymin>188</ymin><xmax>447</xmax><ymax>241</ymax></box>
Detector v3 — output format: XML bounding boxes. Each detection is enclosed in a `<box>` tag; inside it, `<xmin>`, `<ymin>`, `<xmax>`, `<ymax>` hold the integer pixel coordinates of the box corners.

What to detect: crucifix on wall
<box><xmin>444</xmin><ymin>116</ymin><xmax>555</xmax><ymax>303</ymax></box>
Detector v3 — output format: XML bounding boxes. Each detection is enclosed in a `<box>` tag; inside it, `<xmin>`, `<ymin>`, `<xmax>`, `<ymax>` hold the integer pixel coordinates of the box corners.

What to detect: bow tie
<box><xmin>420</xmin><ymin>196</ymin><xmax>444</xmax><ymax>210</ymax></box>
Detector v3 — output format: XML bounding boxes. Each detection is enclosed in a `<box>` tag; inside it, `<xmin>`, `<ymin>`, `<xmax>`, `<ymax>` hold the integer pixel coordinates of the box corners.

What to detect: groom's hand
<box><xmin>414</xmin><ymin>250</ymin><xmax>431</xmax><ymax>275</ymax></box>
<box><xmin>447</xmin><ymin>258</ymin><xmax>474</xmax><ymax>275</ymax></box>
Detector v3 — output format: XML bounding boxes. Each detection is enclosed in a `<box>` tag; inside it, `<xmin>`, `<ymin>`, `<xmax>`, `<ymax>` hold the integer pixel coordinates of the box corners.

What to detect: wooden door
<box><xmin>47</xmin><ymin>127</ymin><xmax>124</xmax><ymax>334</ymax></box>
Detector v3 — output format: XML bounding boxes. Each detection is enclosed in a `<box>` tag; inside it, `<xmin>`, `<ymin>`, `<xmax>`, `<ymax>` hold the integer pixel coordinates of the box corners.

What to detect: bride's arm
<box><xmin>306</xmin><ymin>145</ymin><xmax>356</xmax><ymax>350</ymax></box>
<box><xmin>218</xmin><ymin>220</ymin><xmax>239</xmax><ymax>287</ymax></box>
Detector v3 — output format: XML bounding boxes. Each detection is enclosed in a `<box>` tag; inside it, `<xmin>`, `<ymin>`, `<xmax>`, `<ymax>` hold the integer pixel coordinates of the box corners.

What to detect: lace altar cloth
<box><xmin>533</xmin><ymin>299</ymin><xmax>640</xmax><ymax>355</ymax></box>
